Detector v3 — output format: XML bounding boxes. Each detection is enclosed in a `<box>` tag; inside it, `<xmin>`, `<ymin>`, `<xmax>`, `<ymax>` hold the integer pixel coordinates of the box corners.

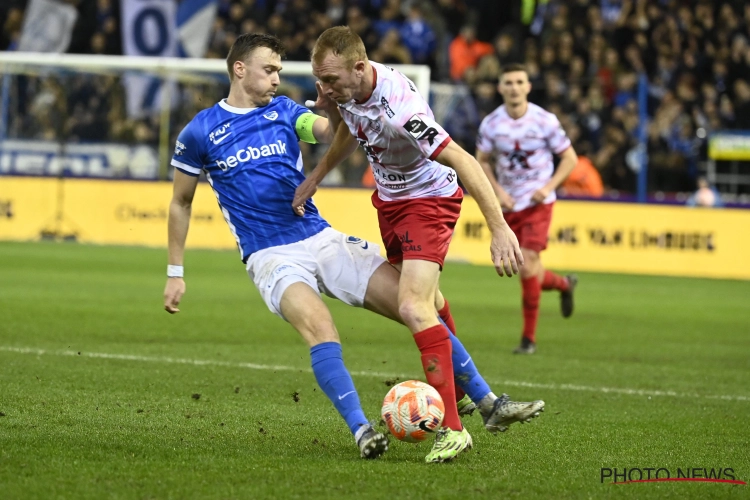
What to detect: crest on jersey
<box><xmin>507</xmin><ymin>140</ymin><xmax>533</xmax><ymax>170</ymax></box>
<box><xmin>368</xmin><ymin>119</ymin><xmax>382</xmax><ymax>133</ymax></box>
<box><xmin>174</xmin><ymin>140</ymin><xmax>186</xmax><ymax>156</ymax></box>
<box><xmin>263</xmin><ymin>111</ymin><xmax>278</xmax><ymax>121</ymax></box>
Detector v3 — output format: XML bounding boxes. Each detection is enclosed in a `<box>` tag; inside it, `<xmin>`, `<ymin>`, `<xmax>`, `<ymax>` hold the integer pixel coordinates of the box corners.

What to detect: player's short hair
<box><xmin>311</xmin><ymin>26</ymin><xmax>368</xmax><ymax>70</ymax></box>
<box><xmin>500</xmin><ymin>63</ymin><xmax>528</xmax><ymax>76</ymax></box>
<box><xmin>226</xmin><ymin>33</ymin><xmax>286</xmax><ymax>80</ymax></box>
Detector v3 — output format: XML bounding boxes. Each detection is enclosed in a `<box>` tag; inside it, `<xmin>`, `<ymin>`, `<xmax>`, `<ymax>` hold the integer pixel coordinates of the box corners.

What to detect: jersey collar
<box><xmin>219</xmin><ymin>98</ymin><xmax>270</xmax><ymax>114</ymax></box>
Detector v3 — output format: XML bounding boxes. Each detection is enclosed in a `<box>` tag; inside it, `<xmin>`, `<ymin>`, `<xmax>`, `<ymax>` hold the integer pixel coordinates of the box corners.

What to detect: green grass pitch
<box><xmin>0</xmin><ymin>241</ymin><xmax>748</xmax><ymax>499</ymax></box>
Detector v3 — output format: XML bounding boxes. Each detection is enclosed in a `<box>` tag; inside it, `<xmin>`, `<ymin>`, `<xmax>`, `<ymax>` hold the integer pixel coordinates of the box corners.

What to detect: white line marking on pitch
<box><xmin>2</xmin><ymin>345</ymin><xmax>748</xmax><ymax>402</ymax></box>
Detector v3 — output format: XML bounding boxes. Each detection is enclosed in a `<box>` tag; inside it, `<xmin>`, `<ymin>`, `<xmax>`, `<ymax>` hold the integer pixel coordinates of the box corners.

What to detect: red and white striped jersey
<box><xmin>476</xmin><ymin>102</ymin><xmax>571</xmax><ymax>212</ymax></box>
<box><xmin>339</xmin><ymin>61</ymin><xmax>458</xmax><ymax>201</ymax></box>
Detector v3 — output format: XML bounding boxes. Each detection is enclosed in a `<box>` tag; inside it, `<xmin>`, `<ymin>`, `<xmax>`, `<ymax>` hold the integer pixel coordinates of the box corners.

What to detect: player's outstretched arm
<box><xmin>291</xmin><ymin>122</ymin><xmax>358</xmax><ymax>214</ymax></box>
<box><xmin>309</xmin><ymin>81</ymin><xmax>344</xmax><ymax>144</ymax></box>
<box><xmin>476</xmin><ymin>149</ymin><xmax>516</xmax><ymax>210</ymax></box>
<box><xmin>436</xmin><ymin>141</ymin><xmax>524</xmax><ymax>277</ymax></box>
<box><xmin>164</xmin><ymin>170</ymin><xmax>199</xmax><ymax>314</ymax></box>
<box><xmin>531</xmin><ymin>146</ymin><xmax>578</xmax><ymax>203</ymax></box>
<box><xmin>310</xmin><ymin>107</ymin><xmax>343</xmax><ymax>144</ymax></box>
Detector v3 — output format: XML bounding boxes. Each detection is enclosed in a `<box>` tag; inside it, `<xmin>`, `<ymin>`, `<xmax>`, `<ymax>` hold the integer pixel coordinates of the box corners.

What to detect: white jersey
<box><xmin>339</xmin><ymin>61</ymin><xmax>458</xmax><ymax>201</ymax></box>
<box><xmin>476</xmin><ymin>102</ymin><xmax>571</xmax><ymax>212</ymax></box>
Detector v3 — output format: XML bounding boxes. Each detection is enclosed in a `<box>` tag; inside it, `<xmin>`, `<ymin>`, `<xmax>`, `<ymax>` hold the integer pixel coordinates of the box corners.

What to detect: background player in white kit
<box><xmin>476</xmin><ymin>63</ymin><xmax>579</xmax><ymax>355</ymax></box>
<box><xmin>293</xmin><ymin>27</ymin><xmax>533</xmax><ymax>463</ymax></box>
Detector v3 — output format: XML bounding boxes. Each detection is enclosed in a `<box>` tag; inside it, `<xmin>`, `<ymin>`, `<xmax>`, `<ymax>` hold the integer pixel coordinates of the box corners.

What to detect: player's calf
<box><xmin>560</xmin><ymin>274</ymin><xmax>578</xmax><ymax>318</ymax></box>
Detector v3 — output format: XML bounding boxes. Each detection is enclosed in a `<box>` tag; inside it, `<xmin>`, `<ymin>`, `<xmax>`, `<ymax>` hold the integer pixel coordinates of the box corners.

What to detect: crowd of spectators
<box><xmin>446</xmin><ymin>0</ymin><xmax>750</xmax><ymax>195</ymax></box>
<box><xmin>1</xmin><ymin>0</ymin><xmax>749</xmax><ymax>197</ymax></box>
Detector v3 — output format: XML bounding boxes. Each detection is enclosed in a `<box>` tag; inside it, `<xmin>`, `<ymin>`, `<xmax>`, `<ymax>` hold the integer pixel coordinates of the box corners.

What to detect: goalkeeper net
<box><xmin>0</xmin><ymin>52</ymin><xmax>430</xmax><ymax>183</ymax></box>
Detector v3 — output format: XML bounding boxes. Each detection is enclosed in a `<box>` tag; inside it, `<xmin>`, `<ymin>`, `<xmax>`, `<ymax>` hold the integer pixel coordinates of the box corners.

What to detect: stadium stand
<box><xmin>1</xmin><ymin>0</ymin><xmax>749</xmax><ymax>202</ymax></box>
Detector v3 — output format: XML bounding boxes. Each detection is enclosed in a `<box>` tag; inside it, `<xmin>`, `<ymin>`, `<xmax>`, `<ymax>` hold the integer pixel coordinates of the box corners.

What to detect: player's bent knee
<box><xmin>398</xmin><ymin>297</ymin><xmax>435</xmax><ymax>331</ymax></box>
<box><xmin>520</xmin><ymin>249</ymin><xmax>541</xmax><ymax>278</ymax></box>
<box><xmin>279</xmin><ymin>282</ymin><xmax>339</xmax><ymax>344</ymax></box>
<box><xmin>521</xmin><ymin>248</ymin><xmax>540</xmax><ymax>261</ymax></box>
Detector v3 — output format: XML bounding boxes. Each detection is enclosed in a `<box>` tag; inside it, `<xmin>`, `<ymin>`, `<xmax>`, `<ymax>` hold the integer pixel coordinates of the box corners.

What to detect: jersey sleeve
<box><xmin>171</xmin><ymin>121</ymin><xmax>205</xmax><ymax>177</ymax></box>
<box><xmin>391</xmin><ymin>91</ymin><xmax>452</xmax><ymax>161</ymax></box>
<box><xmin>475</xmin><ymin>117</ymin><xmax>493</xmax><ymax>153</ymax></box>
<box><xmin>281</xmin><ymin>97</ymin><xmax>315</xmax><ymax>142</ymax></box>
<box><xmin>295</xmin><ymin>113</ymin><xmax>321</xmax><ymax>144</ymax></box>
<box><xmin>544</xmin><ymin>112</ymin><xmax>572</xmax><ymax>155</ymax></box>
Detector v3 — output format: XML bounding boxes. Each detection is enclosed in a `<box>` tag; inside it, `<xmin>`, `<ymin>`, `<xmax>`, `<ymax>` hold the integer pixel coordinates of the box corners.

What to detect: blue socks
<box><xmin>310</xmin><ymin>342</ymin><xmax>368</xmax><ymax>436</ymax></box>
<box><xmin>439</xmin><ymin>318</ymin><xmax>492</xmax><ymax>402</ymax></box>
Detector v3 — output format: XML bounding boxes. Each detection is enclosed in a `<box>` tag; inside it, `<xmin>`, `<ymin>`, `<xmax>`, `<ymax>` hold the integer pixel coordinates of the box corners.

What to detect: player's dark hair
<box><xmin>500</xmin><ymin>63</ymin><xmax>528</xmax><ymax>75</ymax></box>
<box><xmin>226</xmin><ymin>33</ymin><xmax>286</xmax><ymax>80</ymax></box>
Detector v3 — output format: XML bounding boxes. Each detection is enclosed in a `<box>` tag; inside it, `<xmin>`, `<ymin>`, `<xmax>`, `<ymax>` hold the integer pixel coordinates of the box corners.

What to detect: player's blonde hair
<box><xmin>311</xmin><ymin>26</ymin><xmax>368</xmax><ymax>69</ymax></box>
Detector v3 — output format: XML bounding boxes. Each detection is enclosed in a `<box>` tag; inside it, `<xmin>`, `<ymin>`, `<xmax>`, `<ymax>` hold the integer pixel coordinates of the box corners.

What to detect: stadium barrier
<box><xmin>0</xmin><ymin>139</ymin><xmax>160</xmax><ymax>178</ymax></box>
<box><xmin>1</xmin><ymin>176</ymin><xmax>748</xmax><ymax>280</ymax></box>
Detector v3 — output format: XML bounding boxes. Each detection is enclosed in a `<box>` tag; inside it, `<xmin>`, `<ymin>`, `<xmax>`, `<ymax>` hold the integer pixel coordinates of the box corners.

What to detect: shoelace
<box><xmin>433</xmin><ymin>428</ymin><xmax>450</xmax><ymax>446</ymax></box>
<box><xmin>482</xmin><ymin>394</ymin><xmax>510</xmax><ymax>426</ymax></box>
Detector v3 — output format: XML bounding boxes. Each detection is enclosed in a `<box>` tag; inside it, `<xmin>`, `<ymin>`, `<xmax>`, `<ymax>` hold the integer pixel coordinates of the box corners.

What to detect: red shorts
<box><xmin>504</xmin><ymin>202</ymin><xmax>554</xmax><ymax>253</ymax></box>
<box><xmin>371</xmin><ymin>189</ymin><xmax>463</xmax><ymax>268</ymax></box>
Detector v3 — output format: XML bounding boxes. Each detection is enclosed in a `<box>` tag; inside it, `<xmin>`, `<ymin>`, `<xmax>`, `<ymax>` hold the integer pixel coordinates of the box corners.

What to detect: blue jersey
<box><xmin>171</xmin><ymin>97</ymin><xmax>329</xmax><ymax>261</ymax></box>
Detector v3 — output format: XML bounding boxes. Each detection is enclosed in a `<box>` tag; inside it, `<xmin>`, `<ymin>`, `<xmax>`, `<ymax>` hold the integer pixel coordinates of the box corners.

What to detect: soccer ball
<box><xmin>381</xmin><ymin>380</ymin><xmax>445</xmax><ymax>443</ymax></box>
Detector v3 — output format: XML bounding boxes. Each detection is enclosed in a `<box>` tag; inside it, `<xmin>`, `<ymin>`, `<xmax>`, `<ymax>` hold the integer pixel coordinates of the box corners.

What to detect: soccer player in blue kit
<box><xmin>163</xmin><ymin>33</ymin><xmax>543</xmax><ymax>463</ymax></box>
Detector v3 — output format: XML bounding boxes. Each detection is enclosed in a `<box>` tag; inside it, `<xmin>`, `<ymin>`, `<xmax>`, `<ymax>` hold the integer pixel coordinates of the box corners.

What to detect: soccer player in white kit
<box><xmin>164</xmin><ymin>34</ymin><xmax>544</xmax><ymax>463</ymax></box>
<box><xmin>476</xmin><ymin>63</ymin><xmax>579</xmax><ymax>355</ymax></box>
<box><xmin>293</xmin><ymin>27</ymin><xmax>536</xmax><ymax>463</ymax></box>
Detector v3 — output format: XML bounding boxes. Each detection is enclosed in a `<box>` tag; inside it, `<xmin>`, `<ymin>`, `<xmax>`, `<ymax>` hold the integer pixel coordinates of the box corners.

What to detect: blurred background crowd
<box><xmin>1</xmin><ymin>0</ymin><xmax>749</xmax><ymax>201</ymax></box>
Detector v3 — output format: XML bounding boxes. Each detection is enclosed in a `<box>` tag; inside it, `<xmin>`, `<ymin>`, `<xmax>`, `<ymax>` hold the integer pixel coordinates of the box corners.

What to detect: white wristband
<box><xmin>167</xmin><ymin>265</ymin><xmax>184</xmax><ymax>278</ymax></box>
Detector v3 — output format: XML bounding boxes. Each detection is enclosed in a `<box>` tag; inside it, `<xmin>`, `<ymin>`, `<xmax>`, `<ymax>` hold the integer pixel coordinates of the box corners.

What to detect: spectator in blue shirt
<box><xmin>399</xmin><ymin>4</ymin><xmax>436</xmax><ymax>66</ymax></box>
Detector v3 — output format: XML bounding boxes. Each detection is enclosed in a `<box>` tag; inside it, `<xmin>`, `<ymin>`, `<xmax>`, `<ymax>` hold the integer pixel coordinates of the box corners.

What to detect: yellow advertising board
<box><xmin>0</xmin><ymin>177</ymin><xmax>236</xmax><ymax>250</ymax></box>
<box><xmin>708</xmin><ymin>132</ymin><xmax>750</xmax><ymax>160</ymax></box>
<box><xmin>1</xmin><ymin>176</ymin><xmax>748</xmax><ymax>280</ymax></box>
<box><xmin>452</xmin><ymin>200</ymin><xmax>750</xmax><ymax>280</ymax></box>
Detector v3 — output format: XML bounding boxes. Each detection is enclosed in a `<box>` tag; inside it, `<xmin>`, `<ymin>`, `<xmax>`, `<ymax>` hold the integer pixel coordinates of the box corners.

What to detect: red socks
<box><xmin>437</xmin><ymin>299</ymin><xmax>457</xmax><ymax>335</ymax></box>
<box><xmin>437</xmin><ymin>300</ymin><xmax>466</xmax><ymax>402</ymax></box>
<box><xmin>542</xmin><ymin>270</ymin><xmax>569</xmax><ymax>291</ymax></box>
<box><xmin>413</xmin><ymin>324</ymin><xmax>461</xmax><ymax>431</ymax></box>
<box><xmin>521</xmin><ymin>276</ymin><xmax>541</xmax><ymax>343</ymax></box>
<box><xmin>521</xmin><ymin>271</ymin><xmax>566</xmax><ymax>344</ymax></box>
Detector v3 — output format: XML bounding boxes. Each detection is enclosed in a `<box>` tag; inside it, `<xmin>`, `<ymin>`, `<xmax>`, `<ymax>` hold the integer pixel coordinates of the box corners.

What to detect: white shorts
<box><xmin>245</xmin><ymin>227</ymin><xmax>386</xmax><ymax>319</ymax></box>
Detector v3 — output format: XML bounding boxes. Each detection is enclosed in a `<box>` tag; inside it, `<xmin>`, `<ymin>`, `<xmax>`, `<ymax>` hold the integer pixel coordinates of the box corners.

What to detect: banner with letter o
<box><xmin>121</xmin><ymin>0</ymin><xmax>177</xmax><ymax>57</ymax></box>
<box><xmin>121</xmin><ymin>0</ymin><xmax>177</xmax><ymax>118</ymax></box>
